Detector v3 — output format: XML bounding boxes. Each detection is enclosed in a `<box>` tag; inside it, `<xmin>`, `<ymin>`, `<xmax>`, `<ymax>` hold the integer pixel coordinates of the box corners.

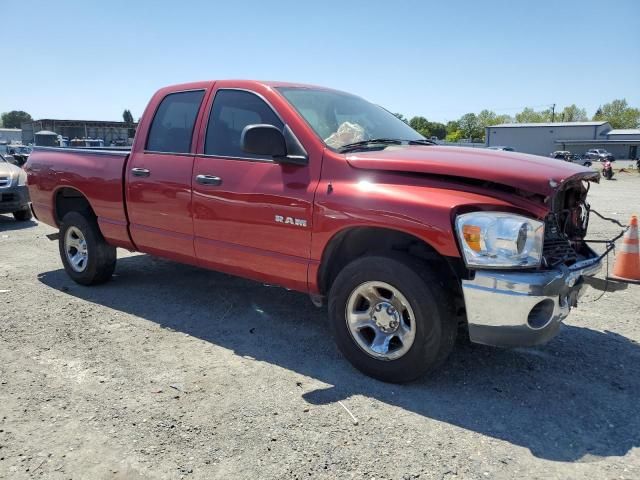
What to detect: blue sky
<box><xmin>2</xmin><ymin>0</ymin><xmax>639</xmax><ymax>123</ymax></box>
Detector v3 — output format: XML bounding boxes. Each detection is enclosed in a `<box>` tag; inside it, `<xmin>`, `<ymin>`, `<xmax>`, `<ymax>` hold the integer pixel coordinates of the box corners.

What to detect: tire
<box><xmin>13</xmin><ymin>206</ymin><xmax>32</xmax><ymax>221</ymax></box>
<box><xmin>328</xmin><ymin>255</ymin><xmax>457</xmax><ymax>383</ymax></box>
<box><xmin>584</xmin><ymin>162</ymin><xmax>592</xmax><ymax>167</ymax></box>
<box><xmin>58</xmin><ymin>211</ymin><xmax>116</xmax><ymax>285</ymax></box>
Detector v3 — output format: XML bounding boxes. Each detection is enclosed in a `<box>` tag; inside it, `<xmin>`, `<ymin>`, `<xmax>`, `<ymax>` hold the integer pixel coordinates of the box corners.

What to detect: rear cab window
<box><xmin>204</xmin><ymin>89</ymin><xmax>283</xmax><ymax>160</ymax></box>
<box><xmin>146</xmin><ymin>90</ymin><xmax>205</xmax><ymax>154</ymax></box>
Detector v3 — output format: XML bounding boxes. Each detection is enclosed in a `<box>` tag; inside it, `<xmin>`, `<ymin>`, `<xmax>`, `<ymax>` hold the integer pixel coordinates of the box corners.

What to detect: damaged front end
<box><xmin>461</xmin><ymin>172</ymin><xmax>613</xmax><ymax>348</ymax></box>
<box><xmin>542</xmin><ymin>172</ymin><xmax>601</xmax><ymax>269</ymax></box>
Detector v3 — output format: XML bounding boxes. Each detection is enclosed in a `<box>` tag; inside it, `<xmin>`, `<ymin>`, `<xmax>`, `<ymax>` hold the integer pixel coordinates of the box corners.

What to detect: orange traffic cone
<box><xmin>608</xmin><ymin>215</ymin><xmax>640</xmax><ymax>284</ymax></box>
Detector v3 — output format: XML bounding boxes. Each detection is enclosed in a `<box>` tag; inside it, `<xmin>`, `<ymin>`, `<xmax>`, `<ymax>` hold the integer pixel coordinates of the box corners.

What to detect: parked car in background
<box><xmin>585</xmin><ymin>149</ymin><xmax>615</xmax><ymax>162</ymax></box>
<box><xmin>69</xmin><ymin>138</ymin><xmax>105</xmax><ymax>148</ymax></box>
<box><xmin>0</xmin><ymin>153</ymin><xmax>32</xmax><ymax>221</ymax></box>
<box><xmin>487</xmin><ymin>146</ymin><xmax>515</xmax><ymax>151</ymax></box>
<box><xmin>567</xmin><ymin>154</ymin><xmax>592</xmax><ymax>167</ymax></box>
<box><xmin>0</xmin><ymin>152</ymin><xmax>17</xmax><ymax>165</ymax></box>
<box><xmin>553</xmin><ymin>151</ymin><xmax>593</xmax><ymax>167</ymax></box>
<box><xmin>6</xmin><ymin>145</ymin><xmax>32</xmax><ymax>167</ymax></box>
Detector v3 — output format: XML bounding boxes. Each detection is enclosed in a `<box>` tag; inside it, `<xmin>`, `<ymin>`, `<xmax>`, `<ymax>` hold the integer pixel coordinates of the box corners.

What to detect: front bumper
<box><xmin>461</xmin><ymin>249</ymin><xmax>602</xmax><ymax>347</ymax></box>
<box><xmin>0</xmin><ymin>184</ymin><xmax>30</xmax><ymax>214</ymax></box>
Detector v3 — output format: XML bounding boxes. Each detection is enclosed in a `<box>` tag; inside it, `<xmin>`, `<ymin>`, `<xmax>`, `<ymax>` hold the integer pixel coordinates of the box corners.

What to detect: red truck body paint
<box><xmin>26</xmin><ymin>80</ymin><xmax>594</xmax><ymax>295</ymax></box>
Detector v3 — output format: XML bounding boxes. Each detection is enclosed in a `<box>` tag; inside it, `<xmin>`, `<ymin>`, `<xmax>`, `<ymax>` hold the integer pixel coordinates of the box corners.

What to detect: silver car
<box><xmin>585</xmin><ymin>149</ymin><xmax>615</xmax><ymax>162</ymax></box>
<box><xmin>0</xmin><ymin>153</ymin><xmax>32</xmax><ymax>221</ymax></box>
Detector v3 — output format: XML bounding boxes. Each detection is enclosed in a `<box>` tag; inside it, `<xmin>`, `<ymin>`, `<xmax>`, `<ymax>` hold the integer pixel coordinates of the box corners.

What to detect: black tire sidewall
<box><xmin>58</xmin><ymin>212</ymin><xmax>115</xmax><ymax>285</ymax></box>
<box><xmin>328</xmin><ymin>255</ymin><xmax>455</xmax><ymax>383</ymax></box>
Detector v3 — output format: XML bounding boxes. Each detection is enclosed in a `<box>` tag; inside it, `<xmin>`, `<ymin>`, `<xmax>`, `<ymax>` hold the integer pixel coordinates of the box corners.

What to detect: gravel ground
<box><xmin>1</xmin><ymin>173</ymin><xmax>639</xmax><ymax>480</ymax></box>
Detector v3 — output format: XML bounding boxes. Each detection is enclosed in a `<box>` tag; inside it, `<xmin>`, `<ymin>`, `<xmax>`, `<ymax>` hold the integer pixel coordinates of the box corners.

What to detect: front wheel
<box><xmin>58</xmin><ymin>212</ymin><xmax>116</xmax><ymax>285</ymax></box>
<box><xmin>328</xmin><ymin>255</ymin><xmax>457</xmax><ymax>383</ymax></box>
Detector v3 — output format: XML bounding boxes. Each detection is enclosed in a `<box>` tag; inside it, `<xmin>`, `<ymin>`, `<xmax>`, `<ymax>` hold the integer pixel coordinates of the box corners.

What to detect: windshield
<box><xmin>276</xmin><ymin>87</ymin><xmax>423</xmax><ymax>150</ymax></box>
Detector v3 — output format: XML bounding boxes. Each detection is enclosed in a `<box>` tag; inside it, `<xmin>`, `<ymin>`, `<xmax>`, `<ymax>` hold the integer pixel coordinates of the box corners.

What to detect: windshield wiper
<box><xmin>338</xmin><ymin>138</ymin><xmax>435</xmax><ymax>153</ymax></box>
<box><xmin>338</xmin><ymin>138</ymin><xmax>403</xmax><ymax>153</ymax></box>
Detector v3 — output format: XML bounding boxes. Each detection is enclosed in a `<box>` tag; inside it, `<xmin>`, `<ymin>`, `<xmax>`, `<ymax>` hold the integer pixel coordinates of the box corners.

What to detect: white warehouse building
<box><xmin>486</xmin><ymin>121</ymin><xmax>640</xmax><ymax>159</ymax></box>
<box><xmin>0</xmin><ymin>128</ymin><xmax>22</xmax><ymax>144</ymax></box>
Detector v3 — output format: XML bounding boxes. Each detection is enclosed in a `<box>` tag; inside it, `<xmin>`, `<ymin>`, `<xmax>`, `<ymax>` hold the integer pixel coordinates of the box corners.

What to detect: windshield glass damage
<box><xmin>276</xmin><ymin>87</ymin><xmax>425</xmax><ymax>151</ymax></box>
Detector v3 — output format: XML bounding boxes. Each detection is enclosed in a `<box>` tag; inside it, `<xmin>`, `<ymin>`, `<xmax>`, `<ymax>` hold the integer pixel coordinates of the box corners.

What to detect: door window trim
<box><xmin>201</xmin><ymin>88</ymin><xmax>288</xmax><ymax>162</ymax></box>
<box><xmin>144</xmin><ymin>88</ymin><xmax>206</xmax><ymax>156</ymax></box>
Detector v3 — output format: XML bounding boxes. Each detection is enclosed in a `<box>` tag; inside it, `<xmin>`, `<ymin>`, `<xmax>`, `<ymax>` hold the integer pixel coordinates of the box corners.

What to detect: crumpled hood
<box><xmin>346</xmin><ymin>146</ymin><xmax>599</xmax><ymax>197</ymax></box>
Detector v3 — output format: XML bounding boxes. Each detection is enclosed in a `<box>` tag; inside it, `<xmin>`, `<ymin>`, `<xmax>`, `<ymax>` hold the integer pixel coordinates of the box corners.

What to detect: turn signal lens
<box><xmin>462</xmin><ymin>225</ymin><xmax>482</xmax><ymax>252</ymax></box>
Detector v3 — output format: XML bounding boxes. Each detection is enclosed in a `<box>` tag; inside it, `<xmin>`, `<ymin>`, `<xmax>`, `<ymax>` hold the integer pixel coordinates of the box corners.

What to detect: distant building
<box><xmin>21</xmin><ymin>119</ymin><xmax>137</xmax><ymax>146</ymax></box>
<box><xmin>0</xmin><ymin>128</ymin><xmax>22</xmax><ymax>144</ymax></box>
<box><xmin>486</xmin><ymin>122</ymin><xmax>640</xmax><ymax>159</ymax></box>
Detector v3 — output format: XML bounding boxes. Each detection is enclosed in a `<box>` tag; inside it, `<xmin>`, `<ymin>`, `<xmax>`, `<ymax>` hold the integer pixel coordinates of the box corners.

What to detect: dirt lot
<box><xmin>1</xmin><ymin>173</ymin><xmax>639</xmax><ymax>480</ymax></box>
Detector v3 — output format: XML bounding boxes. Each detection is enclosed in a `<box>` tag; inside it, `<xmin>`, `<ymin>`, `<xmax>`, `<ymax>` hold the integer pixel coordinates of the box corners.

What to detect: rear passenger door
<box><xmin>126</xmin><ymin>89</ymin><xmax>206</xmax><ymax>262</ymax></box>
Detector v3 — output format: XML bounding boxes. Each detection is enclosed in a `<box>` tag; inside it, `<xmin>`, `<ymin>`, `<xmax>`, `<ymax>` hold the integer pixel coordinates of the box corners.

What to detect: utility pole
<box><xmin>551</xmin><ymin>103</ymin><xmax>556</xmax><ymax>122</ymax></box>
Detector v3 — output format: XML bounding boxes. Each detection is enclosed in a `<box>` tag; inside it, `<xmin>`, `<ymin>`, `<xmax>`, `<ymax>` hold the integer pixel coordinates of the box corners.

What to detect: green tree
<box><xmin>458</xmin><ymin>113</ymin><xmax>482</xmax><ymax>140</ymax></box>
<box><xmin>476</xmin><ymin>109</ymin><xmax>498</xmax><ymax>128</ymax></box>
<box><xmin>477</xmin><ymin>110</ymin><xmax>512</xmax><ymax>128</ymax></box>
<box><xmin>475</xmin><ymin>110</ymin><xmax>513</xmax><ymax>140</ymax></box>
<box><xmin>122</xmin><ymin>109</ymin><xmax>136</xmax><ymax>138</ymax></box>
<box><xmin>515</xmin><ymin>107</ymin><xmax>552</xmax><ymax>123</ymax></box>
<box><xmin>593</xmin><ymin>99</ymin><xmax>640</xmax><ymax>128</ymax></box>
<box><xmin>393</xmin><ymin>113</ymin><xmax>409</xmax><ymax>124</ymax></box>
<box><xmin>428</xmin><ymin>122</ymin><xmax>447</xmax><ymax>139</ymax></box>
<box><xmin>445</xmin><ymin>130</ymin><xmax>464</xmax><ymax>142</ymax></box>
<box><xmin>560</xmin><ymin>104</ymin><xmax>588</xmax><ymax>122</ymax></box>
<box><xmin>1</xmin><ymin>110</ymin><xmax>32</xmax><ymax>128</ymax></box>
<box><xmin>409</xmin><ymin>116</ymin><xmax>431</xmax><ymax>137</ymax></box>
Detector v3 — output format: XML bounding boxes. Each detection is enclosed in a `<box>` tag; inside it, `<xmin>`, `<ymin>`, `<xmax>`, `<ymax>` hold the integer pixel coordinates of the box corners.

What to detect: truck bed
<box><xmin>26</xmin><ymin>146</ymin><xmax>134</xmax><ymax>249</ymax></box>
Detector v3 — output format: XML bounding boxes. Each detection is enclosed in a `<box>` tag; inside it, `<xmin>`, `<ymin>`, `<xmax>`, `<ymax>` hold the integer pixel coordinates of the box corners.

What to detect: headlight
<box><xmin>455</xmin><ymin>212</ymin><xmax>544</xmax><ymax>268</ymax></box>
<box><xmin>16</xmin><ymin>171</ymin><xmax>27</xmax><ymax>186</ymax></box>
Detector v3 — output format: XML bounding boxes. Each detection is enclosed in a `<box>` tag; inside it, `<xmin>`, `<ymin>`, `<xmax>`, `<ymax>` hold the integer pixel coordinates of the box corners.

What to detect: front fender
<box><xmin>308</xmin><ymin>177</ymin><xmax>547</xmax><ymax>294</ymax></box>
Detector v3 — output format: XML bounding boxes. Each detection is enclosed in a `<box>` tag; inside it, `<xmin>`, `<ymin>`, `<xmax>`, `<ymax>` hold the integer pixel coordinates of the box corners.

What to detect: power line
<box><xmin>486</xmin><ymin>103</ymin><xmax>556</xmax><ymax>112</ymax></box>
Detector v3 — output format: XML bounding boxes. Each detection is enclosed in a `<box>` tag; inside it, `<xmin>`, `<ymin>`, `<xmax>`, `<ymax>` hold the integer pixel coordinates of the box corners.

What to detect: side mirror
<box><xmin>241</xmin><ymin>124</ymin><xmax>287</xmax><ymax>158</ymax></box>
<box><xmin>241</xmin><ymin>124</ymin><xmax>308</xmax><ymax>165</ymax></box>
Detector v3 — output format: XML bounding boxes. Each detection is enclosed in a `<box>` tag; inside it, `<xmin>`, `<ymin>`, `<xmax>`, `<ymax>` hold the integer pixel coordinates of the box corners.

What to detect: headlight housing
<box><xmin>455</xmin><ymin>212</ymin><xmax>544</xmax><ymax>268</ymax></box>
<box><xmin>16</xmin><ymin>171</ymin><xmax>27</xmax><ymax>186</ymax></box>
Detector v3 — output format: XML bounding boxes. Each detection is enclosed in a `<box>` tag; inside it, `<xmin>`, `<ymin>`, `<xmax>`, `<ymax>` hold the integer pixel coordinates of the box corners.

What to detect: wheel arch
<box><xmin>317</xmin><ymin>226</ymin><xmax>467</xmax><ymax>298</ymax></box>
<box><xmin>54</xmin><ymin>186</ymin><xmax>97</xmax><ymax>225</ymax></box>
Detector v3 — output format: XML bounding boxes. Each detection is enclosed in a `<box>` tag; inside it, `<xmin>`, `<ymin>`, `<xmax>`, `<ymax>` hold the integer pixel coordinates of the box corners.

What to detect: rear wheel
<box><xmin>328</xmin><ymin>255</ymin><xmax>457</xmax><ymax>383</ymax></box>
<box><xmin>13</xmin><ymin>206</ymin><xmax>32</xmax><ymax>221</ymax></box>
<box><xmin>58</xmin><ymin>211</ymin><xmax>116</xmax><ymax>285</ymax></box>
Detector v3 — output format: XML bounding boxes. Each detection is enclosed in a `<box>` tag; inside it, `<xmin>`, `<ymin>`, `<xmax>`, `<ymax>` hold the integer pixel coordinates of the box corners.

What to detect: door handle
<box><xmin>196</xmin><ymin>174</ymin><xmax>222</xmax><ymax>186</ymax></box>
<box><xmin>131</xmin><ymin>167</ymin><xmax>151</xmax><ymax>177</ymax></box>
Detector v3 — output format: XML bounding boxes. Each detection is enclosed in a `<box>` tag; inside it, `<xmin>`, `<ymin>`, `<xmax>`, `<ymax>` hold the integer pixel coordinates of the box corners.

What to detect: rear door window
<box><xmin>204</xmin><ymin>89</ymin><xmax>283</xmax><ymax>159</ymax></box>
<box><xmin>146</xmin><ymin>90</ymin><xmax>205</xmax><ymax>153</ymax></box>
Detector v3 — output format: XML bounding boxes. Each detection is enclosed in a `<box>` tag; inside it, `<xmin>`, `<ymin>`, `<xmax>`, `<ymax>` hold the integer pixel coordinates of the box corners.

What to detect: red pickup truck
<box><xmin>26</xmin><ymin>80</ymin><xmax>603</xmax><ymax>382</ymax></box>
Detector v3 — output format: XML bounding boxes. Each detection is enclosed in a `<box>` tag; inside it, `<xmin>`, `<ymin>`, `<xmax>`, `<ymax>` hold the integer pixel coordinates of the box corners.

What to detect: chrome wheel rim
<box><xmin>345</xmin><ymin>281</ymin><xmax>416</xmax><ymax>360</ymax></box>
<box><xmin>64</xmin><ymin>226</ymin><xmax>88</xmax><ymax>273</ymax></box>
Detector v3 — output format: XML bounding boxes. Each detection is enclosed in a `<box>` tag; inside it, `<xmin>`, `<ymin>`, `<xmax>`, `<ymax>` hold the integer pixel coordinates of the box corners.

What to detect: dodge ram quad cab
<box><xmin>26</xmin><ymin>80</ymin><xmax>604</xmax><ymax>382</ymax></box>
